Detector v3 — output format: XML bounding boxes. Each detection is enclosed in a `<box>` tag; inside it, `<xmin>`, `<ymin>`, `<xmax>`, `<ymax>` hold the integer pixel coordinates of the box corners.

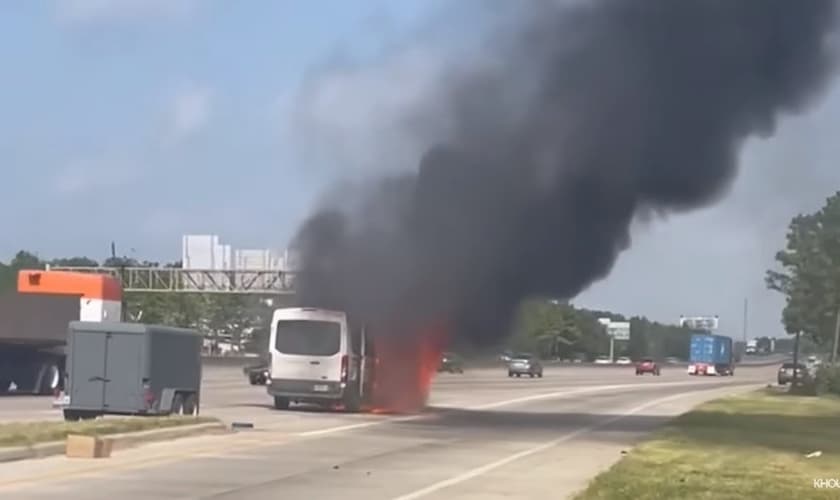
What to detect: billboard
<box><xmin>606</xmin><ymin>321</ymin><xmax>630</xmax><ymax>340</ymax></box>
<box><xmin>679</xmin><ymin>316</ymin><xmax>719</xmax><ymax>331</ymax></box>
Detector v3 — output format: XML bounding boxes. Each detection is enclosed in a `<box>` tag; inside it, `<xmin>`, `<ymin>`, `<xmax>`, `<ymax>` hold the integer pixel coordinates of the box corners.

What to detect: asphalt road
<box><xmin>0</xmin><ymin>363</ymin><xmax>776</xmax><ymax>499</ymax></box>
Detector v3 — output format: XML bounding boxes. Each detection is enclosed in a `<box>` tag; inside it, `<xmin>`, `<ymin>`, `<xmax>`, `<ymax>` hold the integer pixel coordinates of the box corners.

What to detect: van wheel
<box><xmin>273</xmin><ymin>396</ymin><xmax>290</xmax><ymax>410</ymax></box>
<box><xmin>182</xmin><ymin>393</ymin><xmax>199</xmax><ymax>416</ymax></box>
<box><xmin>343</xmin><ymin>385</ymin><xmax>361</xmax><ymax>413</ymax></box>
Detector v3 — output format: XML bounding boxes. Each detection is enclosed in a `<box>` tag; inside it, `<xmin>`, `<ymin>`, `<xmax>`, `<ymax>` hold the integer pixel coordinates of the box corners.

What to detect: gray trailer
<box><xmin>63</xmin><ymin>321</ymin><xmax>202</xmax><ymax>421</ymax></box>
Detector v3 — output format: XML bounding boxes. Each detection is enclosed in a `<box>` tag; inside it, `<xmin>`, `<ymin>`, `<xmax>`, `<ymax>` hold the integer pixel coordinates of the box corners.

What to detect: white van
<box><xmin>266</xmin><ymin>307</ymin><xmax>374</xmax><ymax>411</ymax></box>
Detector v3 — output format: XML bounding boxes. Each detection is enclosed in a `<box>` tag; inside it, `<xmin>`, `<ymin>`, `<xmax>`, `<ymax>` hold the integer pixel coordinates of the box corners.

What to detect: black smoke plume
<box><xmin>292</xmin><ymin>0</ymin><xmax>839</xmax><ymax>342</ymax></box>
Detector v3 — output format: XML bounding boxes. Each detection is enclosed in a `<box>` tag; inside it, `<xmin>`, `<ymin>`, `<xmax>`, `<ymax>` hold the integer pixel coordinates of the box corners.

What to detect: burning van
<box><xmin>266</xmin><ymin>307</ymin><xmax>445</xmax><ymax>413</ymax></box>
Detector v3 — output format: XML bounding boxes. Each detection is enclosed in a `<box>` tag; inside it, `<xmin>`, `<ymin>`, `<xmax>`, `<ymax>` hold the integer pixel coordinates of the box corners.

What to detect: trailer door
<box><xmin>102</xmin><ymin>333</ymin><xmax>145</xmax><ymax>412</ymax></box>
<box><xmin>69</xmin><ymin>330</ymin><xmax>108</xmax><ymax>409</ymax></box>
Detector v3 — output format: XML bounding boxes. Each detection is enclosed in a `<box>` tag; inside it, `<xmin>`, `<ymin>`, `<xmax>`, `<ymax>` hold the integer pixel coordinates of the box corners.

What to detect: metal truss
<box><xmin>47</xmin><ymin>266</ymin><xmax>296</xmax><ymax>294</ymax></box>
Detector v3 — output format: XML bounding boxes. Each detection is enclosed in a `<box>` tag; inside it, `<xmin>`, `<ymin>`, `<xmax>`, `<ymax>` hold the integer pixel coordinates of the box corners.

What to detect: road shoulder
<box><xmin>574</xmin><ymin>388</ymin><xmax>840</xmax><ymax>500</ymax></box>
<box><xmin>0</xmin><ymin>420</ymin><xmax>226</xmax><ymax>463</ymax></box>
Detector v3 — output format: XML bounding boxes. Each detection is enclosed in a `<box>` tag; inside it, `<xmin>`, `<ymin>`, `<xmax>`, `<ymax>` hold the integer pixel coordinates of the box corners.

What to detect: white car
<box><xmin>616</xmin><ymin>357</ymin><xmax>632</xmax><ymax>365</ymax></box>
<box><xmin>594</xmin><ymin>356</ymin><xmax>612</xmax><ymax>364</ymax></box>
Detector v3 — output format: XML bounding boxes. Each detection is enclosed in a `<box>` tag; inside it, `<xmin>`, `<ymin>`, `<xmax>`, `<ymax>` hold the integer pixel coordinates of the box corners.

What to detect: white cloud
<box><xmin>55</xmin><ymin>0</ymin><xmax>197</xmax><ymax>25</ymax></box>
<box><xmin>51</xmin><ymin>157</ymin><xmax>139</xmax><ymax>196</ymax></box>
<box><xmin>169</xmin><ymin>85</ymin><xmax>213</xmax><ymax>141</ymax></box>
<box><xmin>285</xmin><ymin>46</ymin><xmax>456</xmax><ymax>176</ymax></box>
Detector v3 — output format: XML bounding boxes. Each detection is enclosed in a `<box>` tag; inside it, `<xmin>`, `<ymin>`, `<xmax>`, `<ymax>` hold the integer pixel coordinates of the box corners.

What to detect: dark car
<box><xmin>507</xmin><ymin>353</ymin><xmax>543</xmax><ymax>378</ymax></box>
<box><xmin>243</xmin><ymin>363</ymin><xmax>270</xmax><ymax>385</ymax></box>
<box><xmin>777</xmin><ymin>362</ymin><xmax>807</xmax><ymax>385</ymax></box>
<box><xmin>439</xmin><ymin>352</ymin><xmax>465</xmax><ymax>373</ymax></box>
<box><xmin>635</xmin><ymin>358</ymin><xmax>660</xmax><ymax>376</ymax></box>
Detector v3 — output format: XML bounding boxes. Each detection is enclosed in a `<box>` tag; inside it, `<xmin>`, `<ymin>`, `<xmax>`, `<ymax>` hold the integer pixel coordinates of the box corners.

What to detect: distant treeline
<box><xmin>2</xmin><ymin>250</ymin><xmax>771</xmax><ymax>360</ymax></box>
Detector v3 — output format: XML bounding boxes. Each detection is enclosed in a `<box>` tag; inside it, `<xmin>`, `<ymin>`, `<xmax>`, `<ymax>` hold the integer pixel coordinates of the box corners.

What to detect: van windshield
<box><xmin>275</xmin><ymin>320</ymin><xmax>341</xmax><ymax>356</ymax></box>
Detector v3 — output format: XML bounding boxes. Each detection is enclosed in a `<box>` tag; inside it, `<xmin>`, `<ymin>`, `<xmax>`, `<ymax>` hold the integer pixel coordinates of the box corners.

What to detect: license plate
<box><xmin>313</xmin><ymin>384</ymin><xmax>329</xmax><ymax>392</ymax></box>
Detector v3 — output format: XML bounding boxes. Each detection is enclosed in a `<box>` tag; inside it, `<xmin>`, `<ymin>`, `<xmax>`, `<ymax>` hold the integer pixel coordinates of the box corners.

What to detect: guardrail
<box><xmin>201</xmin><ymin>355</ymin><xmax>789</xmax><ymax>370</ymax></box>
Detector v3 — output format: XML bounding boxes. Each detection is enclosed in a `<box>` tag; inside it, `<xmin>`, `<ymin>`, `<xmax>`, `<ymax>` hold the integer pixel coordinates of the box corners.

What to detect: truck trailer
<box><xmin>0</xmin><ymin>270</ymin><xmax>121</xmax><ymax>395</ymax></box>
<box><xmin>687</xmin><ymin>333</ymin><xmax>734</xmax><ymax>376</ymax></box>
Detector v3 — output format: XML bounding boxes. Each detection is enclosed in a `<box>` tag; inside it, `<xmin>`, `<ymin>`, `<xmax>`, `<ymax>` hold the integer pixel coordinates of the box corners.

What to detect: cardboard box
<box><xmin>65</xmin><ymin>434</ymin><xmax>113</xmax><ymax>459</ymax></box>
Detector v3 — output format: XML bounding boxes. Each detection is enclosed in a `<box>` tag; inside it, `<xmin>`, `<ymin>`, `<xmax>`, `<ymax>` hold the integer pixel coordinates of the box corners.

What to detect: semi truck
<box><xmin>687</xmin><ymin>333</ymin><xmax>734</xmax><ymax>376</ymax></box>
<box><xmin>0</xmin><ymin>270</ymin><xmax>121</xmax><ymax>395</ymax></box>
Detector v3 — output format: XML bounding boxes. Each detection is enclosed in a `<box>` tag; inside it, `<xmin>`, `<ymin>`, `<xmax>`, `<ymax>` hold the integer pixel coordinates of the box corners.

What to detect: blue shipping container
<box><xmin>689</xmin><ymin>334</ymin><xmax>732</xmax><ymax>365</ymax></box>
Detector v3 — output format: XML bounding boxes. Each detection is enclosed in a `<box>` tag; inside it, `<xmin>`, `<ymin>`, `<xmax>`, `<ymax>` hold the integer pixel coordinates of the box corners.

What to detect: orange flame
<box><xmin>367</xmin><ymin>322</ymin><xmax>449</xmax><ymax>413</ymax></box>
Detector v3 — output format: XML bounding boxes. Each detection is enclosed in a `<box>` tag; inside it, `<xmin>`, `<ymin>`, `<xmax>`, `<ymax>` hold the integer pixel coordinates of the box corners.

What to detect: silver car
<box><xmin>507</xmin><ymin>354</ymin><xmax>544</xmax><ymax>378</ymax></box>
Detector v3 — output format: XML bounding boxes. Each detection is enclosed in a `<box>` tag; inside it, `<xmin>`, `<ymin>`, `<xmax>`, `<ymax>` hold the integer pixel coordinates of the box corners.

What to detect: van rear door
<box><xmin>271</xmin><ymin>319</ymin><xmax>344</xmax><ymax>383</ymax></box>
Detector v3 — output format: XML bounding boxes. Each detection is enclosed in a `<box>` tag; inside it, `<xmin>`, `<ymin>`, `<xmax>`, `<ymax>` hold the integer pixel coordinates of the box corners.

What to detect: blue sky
<box><xmin>3</xmin><ymin>1</ymin><xmax>840</xmax><ymax>337</ymax></box>
<box><xmin>0</xmin><ymin>0</ymin><xmax>448</xmax><ymax>261</ymax></box>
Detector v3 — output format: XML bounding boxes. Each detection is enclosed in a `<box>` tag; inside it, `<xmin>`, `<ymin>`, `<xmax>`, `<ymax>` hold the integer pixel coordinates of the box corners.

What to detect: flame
<box><xmin>367</xmin><ymin>322</ymin><xmax>449</xmax><ymax>414</ymax></box>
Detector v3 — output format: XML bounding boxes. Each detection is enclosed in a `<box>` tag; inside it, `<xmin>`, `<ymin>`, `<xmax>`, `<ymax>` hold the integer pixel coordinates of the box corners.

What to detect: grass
<box><xmin>576</xmin><ymin>389</ymin><xmax>840</xmax><ymax>500</ymax></box>
<box><xmin>0</xmin><ymin>416</ymin><xmax>218</xmax><ymax>448</ymax></box>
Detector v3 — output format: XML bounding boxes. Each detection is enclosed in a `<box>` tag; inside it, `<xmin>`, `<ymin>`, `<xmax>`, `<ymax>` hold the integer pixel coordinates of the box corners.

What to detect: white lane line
<box><xmin>287</xmin><ymin>379</ymin><xmax>747</xmax><ymax>437</ymax></box>
<box><xmin>294</xmin><ymin>418</ymin><xmax>416</xmax><ymax>437</ymax></box>
<box><xmin>469</xmin><ymin>379</ymin><xmax>737</xmax><ymax>410</ymax></box>
<box><xmin>391</xmin><ymin>387</ymin><xmax>746</xmax><ymax>500</ymax></box>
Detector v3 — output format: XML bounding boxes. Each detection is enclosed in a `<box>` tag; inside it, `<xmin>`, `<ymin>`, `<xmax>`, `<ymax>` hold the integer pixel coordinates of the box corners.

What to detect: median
<box><xmin>0</xmin><ymin>416</ymin><xmax>224</xmax><ymax>462</ymax></box>
<box><xmin>576</xmin><ymin>388</ymin><xmax>840</xmax><ymax>500</ymax></box>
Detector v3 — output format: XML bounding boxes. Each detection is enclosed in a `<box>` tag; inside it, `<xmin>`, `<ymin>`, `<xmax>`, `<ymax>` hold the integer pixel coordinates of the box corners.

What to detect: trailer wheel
<box><xmin>171</xmin><ymin>393</ymin><xmax>185</xmax><ymax>415</ymax></box>
<box><xmin>64</xmin><ymin>410</ymin><xmax>97</xmax><ymax>422</ymax></box>
<box><xmin>182</xmin><ymin>393</ymin><xmax>199</xmax><ymax>416</ymax></box>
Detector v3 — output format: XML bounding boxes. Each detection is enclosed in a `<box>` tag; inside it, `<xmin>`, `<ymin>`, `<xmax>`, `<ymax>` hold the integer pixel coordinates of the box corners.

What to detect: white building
<box><xmin>182</xmin><ymin>235</ymin><xmax>232</xmax><ymax>270</ymax></box>
<box><xmin>181</xmin><ymin>234</ymin><xmax>295</xmax><ymax>273</ymax></box>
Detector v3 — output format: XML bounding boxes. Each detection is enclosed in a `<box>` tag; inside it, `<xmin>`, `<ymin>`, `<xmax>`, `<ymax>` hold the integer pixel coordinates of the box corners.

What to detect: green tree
<box><xmin>50</xmin><ymin>257</ymin><xmax>99</xmax><ymax>267</ymax></box>
<box><xmin>767</xmin><ymin>191</ymin><xmax>840</xmax><ymax>347</ymax></box>
<box><xmin>0</xmin><ymin>251</ymin><xmax>44</xmax><ymax>293</ymax></box>
<box><xmin>512</xmin><ymin>299</ymin><xmax>614</xmax><ymax>359</ymax></box>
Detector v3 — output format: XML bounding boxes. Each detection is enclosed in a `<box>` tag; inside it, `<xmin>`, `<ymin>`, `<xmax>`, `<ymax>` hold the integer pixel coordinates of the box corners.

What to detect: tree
<box><xmin>0</xmin><ymin>251</ymin><xmax>44</xmax><ymax>293</ymax></box>
<box><xmin>767</xmin><ymin>191</ymin><xmax>840</xmax><ymax>347</ymax></box>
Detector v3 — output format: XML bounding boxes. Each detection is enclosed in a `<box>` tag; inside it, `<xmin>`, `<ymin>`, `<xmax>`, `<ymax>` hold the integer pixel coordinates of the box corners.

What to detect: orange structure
<box><xmin>18</xmin><ymin>270</ymin><xmax>123</xmax><ymax>322</ymax></box>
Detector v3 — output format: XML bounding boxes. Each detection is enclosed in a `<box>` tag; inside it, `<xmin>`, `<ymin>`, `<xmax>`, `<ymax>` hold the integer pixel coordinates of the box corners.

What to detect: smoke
<box><xmin>292</xmin><ymin>0</ymin><xmax>839</xmax><ymax>343</ymax></box>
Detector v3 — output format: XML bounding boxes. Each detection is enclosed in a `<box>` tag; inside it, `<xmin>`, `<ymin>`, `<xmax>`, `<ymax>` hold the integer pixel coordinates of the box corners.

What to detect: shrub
<box><xmin>815</xmin><ymin>363</ymin><xmax>840</xmax><ymax>396</ymax></box>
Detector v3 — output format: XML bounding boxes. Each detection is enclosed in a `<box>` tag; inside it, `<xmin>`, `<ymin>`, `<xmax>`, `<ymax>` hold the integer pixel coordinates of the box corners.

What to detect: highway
<box><xmin>0</xmin><ymin>363</ymin><xmax>776</xmax><ymax>499</ymax></box>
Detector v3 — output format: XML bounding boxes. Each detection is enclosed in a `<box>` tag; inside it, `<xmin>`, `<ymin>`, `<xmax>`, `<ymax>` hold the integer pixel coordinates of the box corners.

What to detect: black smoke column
<box><xmin>293</xmin><ymin>0</ymin><xmax>839</xmax><ymax>343</ymax></box>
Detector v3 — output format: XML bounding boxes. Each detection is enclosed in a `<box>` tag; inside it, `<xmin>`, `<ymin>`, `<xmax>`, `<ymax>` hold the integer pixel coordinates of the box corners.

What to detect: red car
<box><xmin>636</xmin><ymin>358</ymin><xmax>660</xmax><ymax>376</ymax></box>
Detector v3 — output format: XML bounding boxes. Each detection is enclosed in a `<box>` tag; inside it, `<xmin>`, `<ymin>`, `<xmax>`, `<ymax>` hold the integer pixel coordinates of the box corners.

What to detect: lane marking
<box><xmin>0</xmin><ymin>379</ymin><xmax>761</xmax><ymax>492</ymax></box>
<box><xmin>391</xmin><ymin>384</ymin><xmax>759</xmax><ymax>500</ymax></box>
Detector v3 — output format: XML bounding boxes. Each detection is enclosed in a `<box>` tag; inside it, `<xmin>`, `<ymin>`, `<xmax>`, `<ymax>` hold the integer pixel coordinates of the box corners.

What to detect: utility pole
<box><xmin>793</xmin><ymin>330</ymin><xmax>801</xmax><ymax>386</ymax></box>
<box><xmin>111</xmin><ymin>242</ymin><xmax>127</xmax><ymax>322</ymax></box>
<box><xmin>832</xmin><ymin>307</ymin><xmax>840</xmax><ymax>364</ymax></box>
<box><xmin>742</xmin><ymin>298</ymin><xmax>748</xmax><ymax>345</ymax></box>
